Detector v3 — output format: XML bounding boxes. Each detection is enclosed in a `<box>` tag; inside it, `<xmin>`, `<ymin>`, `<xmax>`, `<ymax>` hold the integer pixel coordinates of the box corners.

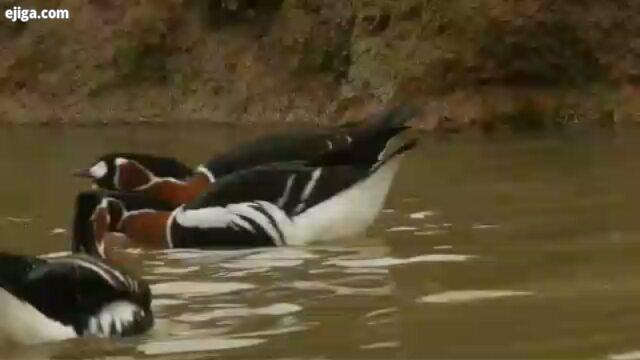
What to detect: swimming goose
<box><xmin>72</xmin><ymin>106</ymin><xmax>417</xmax><ymax>207</ymax></box>
<box><xmin>0</xmin><ymin>252</ymin><xmax>153</xmax><ymax>345</ymax></box>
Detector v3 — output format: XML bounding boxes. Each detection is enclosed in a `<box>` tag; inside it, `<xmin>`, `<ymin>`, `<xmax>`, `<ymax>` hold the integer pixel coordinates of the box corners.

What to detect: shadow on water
<box><xmin>1</xmin><ymin>126</ymin><xmax>640</xmax><ymax>358</ymax></box>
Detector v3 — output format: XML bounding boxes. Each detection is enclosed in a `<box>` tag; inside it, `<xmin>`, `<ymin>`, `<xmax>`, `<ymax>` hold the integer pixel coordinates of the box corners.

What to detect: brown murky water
<box><xmin>1</xmin><ymin>126</ymin><xmax>640</xmax><ymax>359</ymax></box>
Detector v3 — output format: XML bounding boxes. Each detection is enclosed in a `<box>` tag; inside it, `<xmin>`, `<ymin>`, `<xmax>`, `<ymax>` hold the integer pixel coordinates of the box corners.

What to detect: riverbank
<box><xmin>2</xmin><ymin>1</ymin><xmax>640</xmax><ymax>132</ymax></box>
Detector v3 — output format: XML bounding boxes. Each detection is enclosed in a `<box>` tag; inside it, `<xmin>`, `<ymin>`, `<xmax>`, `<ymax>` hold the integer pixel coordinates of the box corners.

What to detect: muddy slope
<box><xmin>1</xmin><ymin>1</ymin><xmax>639</xmax><ymax>130</ymax></box>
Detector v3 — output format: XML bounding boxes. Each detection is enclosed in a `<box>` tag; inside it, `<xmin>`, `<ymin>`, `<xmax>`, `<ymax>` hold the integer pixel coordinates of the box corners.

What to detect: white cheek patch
<box><xmin>89</xmin><ymin>161</ymin><xmax>108</xmax><ymax>179</ymax></box>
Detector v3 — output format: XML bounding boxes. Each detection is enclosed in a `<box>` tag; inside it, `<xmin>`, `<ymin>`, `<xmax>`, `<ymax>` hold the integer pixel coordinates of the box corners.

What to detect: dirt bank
<box><xmin>1</xmin><ymin>0</ymin><xmax>640</xmax><ymax>132</ymax></box>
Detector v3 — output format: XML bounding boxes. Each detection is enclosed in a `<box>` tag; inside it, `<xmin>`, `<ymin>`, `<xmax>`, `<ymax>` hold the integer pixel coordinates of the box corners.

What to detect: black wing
<box><xmin>199</xmin><ymin>105</ymin><xmax>417</xmax><ymax>179</ymax></box>
<box><xmin>200</xmin><ymin>130</ymin><xmax>350</xmax><ymax>179</ymax></box>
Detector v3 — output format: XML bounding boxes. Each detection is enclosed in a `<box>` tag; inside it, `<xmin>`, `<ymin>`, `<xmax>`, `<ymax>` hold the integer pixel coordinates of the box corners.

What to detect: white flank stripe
<box><xmin>230</xmin><ymin>216</ymin><xmax>255</xmax><ymax>233</ymax></box>
<box><xmin>227</xmin><ymin>203</ymin><xmax>282</xmax><ymax>245</ymax></box>
<box><xmin>326</xmin><ymin>140</ymin><xmax>333</xmax><ymax>150</ymax></box>
<box><xmin>295</xmin><ymin>168</ymin><xmax>322</xmax><ymax>213</ymax></box>
<box><xmin>277</xmin><ymin>175</ymin><xmax>295</xmax><ymax>207</ymax></box>
<box><xmin>196</xmin><ymin>165</ymin><xmax>216</xmax><ymax>183</ymax></box>
<box><xmin>175</xmin><ymin>201</ymin><xmax>289</xmax><ymax>245</ymax></box>
<box><xmin>176</xmin><ymin>205</ymin><xmax>256</xmax><ymax>234</ymax></box>
<box><xmin>293</xmin><ymin>168</ymin><xmax>322</xmax><ymax>213</ymax></box>
<box><xmin>301</xmin><ymin>168</ymin><xmax>322</xmax><ymax>202</ymax></box>
<box><xmin>176</xmin><ymin>206</ymin><xmax>235</xmax><ymax>229</ymax></box>
<box><xmin>293</xmin><ymin>168</ymin><xmax>322</xmax><ymax>217</ymax></box>
<box><xmin>166</xmin><ymin>207</ymin><xmax>180</xmax><ymax>248</ymax></box>
<box><xmin>254</xmin><ymin>201</ymin><xmax>291</xmax><ymax>246</ymax></box>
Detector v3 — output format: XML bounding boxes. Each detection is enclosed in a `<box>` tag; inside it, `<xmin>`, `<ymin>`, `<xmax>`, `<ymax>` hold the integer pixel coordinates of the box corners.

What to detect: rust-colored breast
<box><xmin>121</xmin><ymin>211</ymin><xmax>172</xmax><ymax>249</ymax></box>
<box><xmin>140</xmin><ymin>173</ymin><xmax>211</xmax><ymax>207</ymax></box>
<box><xmin>117</xmin><ymin>161</ymin><xmax>152</xmax><ymax>191</ymax></box>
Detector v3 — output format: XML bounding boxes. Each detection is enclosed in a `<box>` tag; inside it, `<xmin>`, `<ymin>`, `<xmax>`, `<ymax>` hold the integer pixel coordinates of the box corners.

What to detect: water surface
<box><xmin>0</xmin><ymin>126</ymin><xmax>639</xmax><ymax>358</ymax></box>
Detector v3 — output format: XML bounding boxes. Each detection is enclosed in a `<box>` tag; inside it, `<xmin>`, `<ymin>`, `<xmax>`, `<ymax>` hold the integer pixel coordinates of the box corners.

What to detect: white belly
<box><xmin>0</xmin><ymin>288</ymin><xmax>75</xmax><ymax>346</ymax></box>
<box><xmin>287</xmin><ymin>156</ymin><xmax>402</xmax><ymax>245</ymax></box>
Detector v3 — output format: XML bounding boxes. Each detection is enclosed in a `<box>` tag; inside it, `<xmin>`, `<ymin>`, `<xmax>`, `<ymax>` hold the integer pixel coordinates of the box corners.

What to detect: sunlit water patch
<box><xmin>417</xmin><ymin>290</ymin><xmax>534</xmax><ymax>304</ymax></box>
<box><xmin>174</xmin><ymin>303</ymin><xmax>303</xmax><ymax>322</ymax></box>
<box><xmin>138</xmin><ymin>336</ymin><xmax>265</xmax><ymax>355</ymax></box>
<box><xmin>609</xmin><ymin>350</ymin><xmax>640</xmax><ymax>360</ymax></box>
<box><xmin>151</xmin><ymin>281</ymin><xmax>256</xmax><ymax>297</ymax></box>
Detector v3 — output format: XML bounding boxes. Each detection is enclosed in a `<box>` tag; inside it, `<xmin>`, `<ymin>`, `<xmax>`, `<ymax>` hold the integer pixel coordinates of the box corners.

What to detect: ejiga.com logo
<box><xmin>4</xmin><ymin>6</ymin><xmax>69</xmax><ymax>22</ymax></box>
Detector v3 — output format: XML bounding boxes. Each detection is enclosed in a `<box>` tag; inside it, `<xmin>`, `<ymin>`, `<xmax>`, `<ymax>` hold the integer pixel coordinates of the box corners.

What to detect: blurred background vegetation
<box><xmin>1</xmin><ymin>0</ymin><xmax>640</xmax><ymax>132</ymax></box>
